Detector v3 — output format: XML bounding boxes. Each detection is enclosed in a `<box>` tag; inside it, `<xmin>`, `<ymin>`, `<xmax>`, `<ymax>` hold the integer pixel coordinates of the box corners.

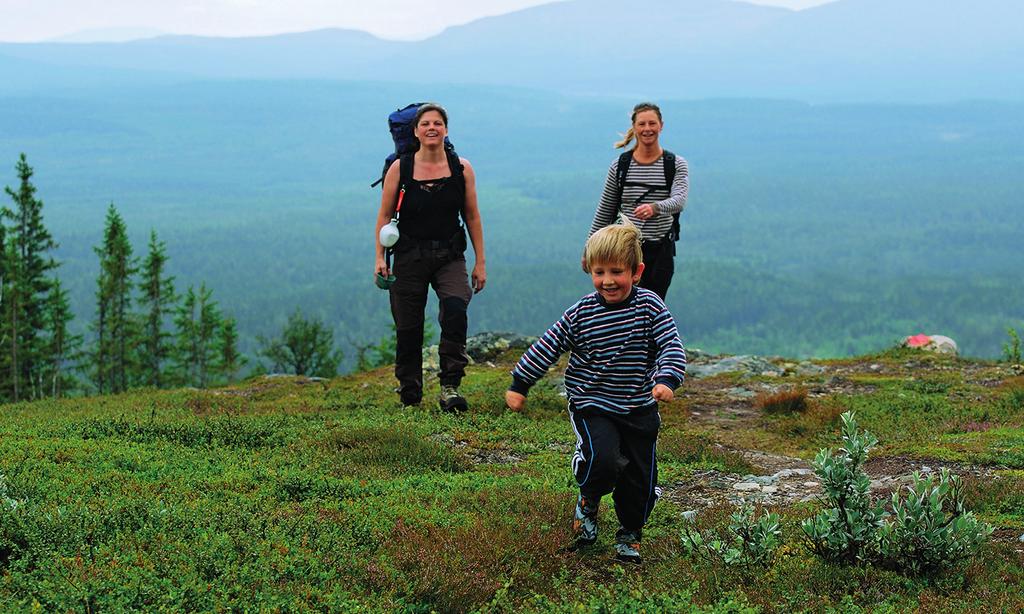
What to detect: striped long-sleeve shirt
<box><xmin>510</xmin><ymin>287</ymin><xmax>686</xmax><ymax>415</ymax></box>
<box><xmin>588</xmin><ymin>153</ymin><xmax>689</xmax><ymax>241</ymax></box>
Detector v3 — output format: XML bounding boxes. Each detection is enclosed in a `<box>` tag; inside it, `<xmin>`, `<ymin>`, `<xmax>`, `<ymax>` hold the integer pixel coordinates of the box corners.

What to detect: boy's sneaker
<box><xmin>571</xmin><ymin>495</ymin><xmax>599</xmax><ymax>548</ymax></box>
<box><xmin>439</xmin><ymin>385</ymin><xmax>468</xmax><ymax>413</ymax></box>
<box><xmin>614</xmin><ymin>529</ymin><xmax>643</xmax><ymax>564</ymax></box>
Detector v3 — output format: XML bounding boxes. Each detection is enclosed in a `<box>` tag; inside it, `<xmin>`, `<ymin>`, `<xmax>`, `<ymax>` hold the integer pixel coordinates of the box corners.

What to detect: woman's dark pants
<box><xmin>389</xmin><ymin>244</ymin><xmax>472</xmax><ymax>404</ymax></box>
<box><xmin>640</xmin><ymin>239</ymin><xmax>675</xmax><ymax>300</ymax></box>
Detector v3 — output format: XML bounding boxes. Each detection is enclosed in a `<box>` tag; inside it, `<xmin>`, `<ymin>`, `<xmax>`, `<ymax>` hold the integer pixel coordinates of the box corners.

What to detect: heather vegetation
<box><xmin>1</xmin><ymin>347</ymin><xmax>1021</xmax><ymax>611</ymax></box>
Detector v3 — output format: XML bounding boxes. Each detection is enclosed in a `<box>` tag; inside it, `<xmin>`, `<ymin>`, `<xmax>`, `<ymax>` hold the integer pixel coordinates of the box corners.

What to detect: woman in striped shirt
<box><xmin>585</xmin><ymin>102</ymin><xmax>689</xmax><ymax>300</ymax></box>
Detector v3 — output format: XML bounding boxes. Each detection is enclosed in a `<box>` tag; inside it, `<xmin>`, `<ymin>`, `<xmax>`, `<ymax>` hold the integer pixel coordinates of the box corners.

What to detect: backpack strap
<box><xmin>398</xmin><ymin>153</ymin><xmax>414</xmax><ymax>192</ymax></box>
<box><xmin>662</xmin><ymin>150</ymin><xmax>681</xmax><ymax>242</ymax></box>
<box><xmin>615</xmin><ymin>150</ymin><xmax>633</xmax><ymax>205</ymax></box>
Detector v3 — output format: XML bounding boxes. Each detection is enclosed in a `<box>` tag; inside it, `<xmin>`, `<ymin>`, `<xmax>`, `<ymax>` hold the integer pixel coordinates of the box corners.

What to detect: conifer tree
<box><xmin>216</xmin><ymin>315</ymin><xmax>245</xmax><ymax>384</ymax></box>
<box><xmin>173</xmin><ymin>283</ymin><xmax>224</xmax><ymax>388</ymax></box>
<box><xmin>42</xmin><ymin>279</ymin><xmax>82</xmax><ymax>397</ymax></box>
<box><xmin>257</xmin><ymin>309</ymin><xmax>343</xmax><ymax>378</ymax></box>
<box><xmin>196</xmin><ymin>283</ymin><xmax>221</xmax><ymax>388</ymax></box>
<box><xmin>172</xmin><ymin>285</ymin><xmax>199</xmax><ymax>387</ymax></box>
<box><xmin>136</xmin><ymin>229</ymin><xmax>176</xmax><ymax>388</ymax></box>
<box><xmin>92</xmin><ymin>204</ymin><xmax>136</xmax><ymax>394</ymax></box>
<box><xmin>2</xmin><ymin>154</ymin><xmax>58</xmax><ymax>401</ymax></box>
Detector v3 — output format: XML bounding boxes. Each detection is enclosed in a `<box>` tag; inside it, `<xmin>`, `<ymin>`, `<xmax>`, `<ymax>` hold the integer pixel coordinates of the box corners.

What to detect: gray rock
<box><xmin>773</xmin><ymin>468</ymin><xmax>813</xmax><ymax>479</ymax></box>
<box><xmin>682</xmin><ymin>510</ymin><xmax>698</xmax><ymax>521</ymax></box>
<box><xmin>726</xmin><ymin>386</ymin><xmax>757</xmax><ymax>399</ymax></box>
<box><xmin>796</xmin><ymin>361</ymin><xmax>826</xmax><ymax>375</ymax></box>
<box><xmin>733</xmin><ymin>482</ymin><xmax>761</xmax><ymax>491</ymax></box>
<box><xmin>466</xmin><ymin>332</ymin><xmax>537</xmax><ymax>362</ymax></box>
<box><xmin>688</xmin><ymin>355</ymin><xmax>783</xmax><ymax>379</ymax></box>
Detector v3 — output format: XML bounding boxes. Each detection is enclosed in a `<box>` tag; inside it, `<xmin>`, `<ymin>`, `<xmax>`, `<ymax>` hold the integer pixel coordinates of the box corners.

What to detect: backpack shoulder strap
<box><xmin>398</xmin><ymin>153</ymin><xmax>414</xmax><ymax>189</ymax></box>
<box><xmin>662</xmin><ymin>150</ymin><xmax>676</xmax><ymax>188</ymax></box>
<box><xmin>615</xmin><ymin>150</ymin><xmax>633</xmax><ymax>203</ymax></box>
<box><xmin>446</xmin><ymin>149</ymin><xmax>465</xmax><ymax>187</ymax></box>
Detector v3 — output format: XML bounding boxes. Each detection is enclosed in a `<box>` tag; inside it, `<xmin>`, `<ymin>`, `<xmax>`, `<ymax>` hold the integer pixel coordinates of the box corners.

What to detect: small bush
<box><xmin>756</xmin><ymin>387</ymin><xmax>809</xmax><ymax>414</ymax></box>
<box><xmin>682</xmin><ymin>502</ymin><xmax>782</xmax><ymax>570</ymax></box>
<box><xmin>801</xmin><ymin>412</ymin><xmax>887</xmax><ymax>564</ymax></box>
<box><xmin>802</xmin><ymin>412</ymin><xmax>994</xmax><ymax>575</ymax></box>
<box><xmin>877</xmin><ymin>469</ymin><xmax>994</xmax><ymax>575</ymax></box>
<box><xmin>1004</xmin><ymin>327</ymin><xmax>1022</xmax><ymax>364</ymax></box>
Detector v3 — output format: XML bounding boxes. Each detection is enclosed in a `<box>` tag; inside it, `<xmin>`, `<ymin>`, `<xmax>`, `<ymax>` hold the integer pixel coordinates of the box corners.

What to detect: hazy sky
<box><xmin>1</xmin><ymin>0</ymin><xmax>836</xmax><ymax>43</ymax></box>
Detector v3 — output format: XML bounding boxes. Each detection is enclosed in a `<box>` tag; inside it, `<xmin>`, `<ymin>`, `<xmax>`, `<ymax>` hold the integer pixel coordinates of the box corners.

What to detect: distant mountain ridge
<box><xmin>1</xmin><ymin>0</ymin><xmax>1021</xmax><ymax>101</ymax></box>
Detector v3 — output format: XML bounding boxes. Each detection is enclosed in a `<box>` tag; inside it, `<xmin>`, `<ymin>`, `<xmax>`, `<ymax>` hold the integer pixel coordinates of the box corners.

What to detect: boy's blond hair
<box><xmin>585</xmin><ymin>216</ymin><xmax>643</xmax><ymax>273</ymax></box>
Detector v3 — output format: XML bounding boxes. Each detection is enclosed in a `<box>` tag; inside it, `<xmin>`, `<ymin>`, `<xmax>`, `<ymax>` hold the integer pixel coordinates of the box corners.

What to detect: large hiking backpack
<box><xmin>615</xmin><ymin>149</ymin><xmax>681</xmax><ymax>241</ymax></box>
<box><xmin>371</xmin><ymin>102</ymin><xmax>457</xmax><ymax>188</ymax></box>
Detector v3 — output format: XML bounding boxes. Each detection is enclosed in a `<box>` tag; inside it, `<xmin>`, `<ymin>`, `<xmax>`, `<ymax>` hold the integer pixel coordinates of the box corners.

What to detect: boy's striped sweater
<box><xmin>510</xmin><ymin>287</ymin><xmax>686</xmax><ymax>415</ymax></box>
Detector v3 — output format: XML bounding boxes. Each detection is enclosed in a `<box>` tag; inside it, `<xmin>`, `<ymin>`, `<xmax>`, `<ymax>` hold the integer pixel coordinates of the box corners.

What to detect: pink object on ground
<box><xmin>906</xmin><ymin>334</ymin><xmax>932</xmax><ymax>347</ymax></box>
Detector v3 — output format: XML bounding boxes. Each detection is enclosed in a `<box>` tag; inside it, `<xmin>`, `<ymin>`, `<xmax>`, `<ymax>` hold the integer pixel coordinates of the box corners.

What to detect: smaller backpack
<box><xmin>615</xmin><ymin>150</ymin><xmax>681</xmax><ymax>241</ymax></box>
<box><xmin>371</xmin><ymin>102</ymin><xmax>456</xmax><ymax>188</ymax></box>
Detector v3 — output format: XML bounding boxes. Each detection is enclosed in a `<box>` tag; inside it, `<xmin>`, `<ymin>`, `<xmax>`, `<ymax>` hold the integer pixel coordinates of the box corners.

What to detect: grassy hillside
<box><xmin>1</xmin><ymin>348</ymin><xmax>1022</xmax><ymax>610</ymax></box>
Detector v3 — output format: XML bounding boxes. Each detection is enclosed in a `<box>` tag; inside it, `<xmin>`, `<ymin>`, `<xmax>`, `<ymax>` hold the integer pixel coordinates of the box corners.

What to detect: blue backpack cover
<box><xmin>372</xmin><ymin>103</ymin><xmax>456</xmax><ymax>188</ymax></box>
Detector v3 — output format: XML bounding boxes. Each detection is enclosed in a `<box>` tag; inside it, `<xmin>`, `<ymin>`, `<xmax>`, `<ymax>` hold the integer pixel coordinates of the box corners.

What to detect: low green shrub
<box><xmin>877</xmin><ymin>469</ymin><xmax>994</xmax><ymax>574</ymax></box>
<box><xmin>802</xmin><ymin>412</ymin><xmax>887</xmax><ymax>564</ymax></box>
<box><xmin>802</xmin><ymin>412</ymin><xmax>994</xmax><ymax>575</ymax></box>
<box><xmin>681</xmin><ymin>502</ymin><xmax>782</xmax><ymax>570</ymax></box>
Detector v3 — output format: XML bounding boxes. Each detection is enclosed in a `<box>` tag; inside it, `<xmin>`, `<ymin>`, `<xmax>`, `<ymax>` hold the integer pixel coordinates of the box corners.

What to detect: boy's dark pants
<box><xmin>569</xmin><ymin>404</ymin><xmax>661</xmax><ymax>535</ymax></box>
<box><xmin>389</xmin><ymin>243</ymin><xmax>472</xmax><ymax>403</ymax></box>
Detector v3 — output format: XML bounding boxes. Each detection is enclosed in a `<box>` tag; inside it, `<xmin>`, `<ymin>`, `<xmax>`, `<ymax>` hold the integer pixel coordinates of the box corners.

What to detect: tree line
<box><xmin>0</xmin><ymin>154</ymin><xmax>246</xmax><ymax>401</ymax></box>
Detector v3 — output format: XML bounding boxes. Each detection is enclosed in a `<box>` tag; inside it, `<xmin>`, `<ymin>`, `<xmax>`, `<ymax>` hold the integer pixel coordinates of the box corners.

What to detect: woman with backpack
<box><xmin>374</xmin><ymin>103</ymin><xmax>486</xmax><ymax>412</ymax></box>
<box><xmin>584</xmin><ymin>102</ymin><xmax>689</xmax><ymax>300</ymax></box>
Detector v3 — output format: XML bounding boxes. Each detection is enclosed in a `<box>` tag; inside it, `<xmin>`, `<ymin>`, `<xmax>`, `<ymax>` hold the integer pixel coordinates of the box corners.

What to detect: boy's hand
<box><xmin>506</xmin><ymin>390</ymin><xmax>527</xmax><ymax>412</ymax></box>
<box><xmin>653</xmin><ymin>384</ymin><xmax>674</xmax><ymax>402</ymax></box>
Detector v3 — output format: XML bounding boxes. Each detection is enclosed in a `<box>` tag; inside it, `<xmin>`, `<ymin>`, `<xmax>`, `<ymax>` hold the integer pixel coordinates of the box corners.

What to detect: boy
<box><xmin>505</xmin><ymin>220</ymin><xmax>686</xmax><ymax>564</ymax></box>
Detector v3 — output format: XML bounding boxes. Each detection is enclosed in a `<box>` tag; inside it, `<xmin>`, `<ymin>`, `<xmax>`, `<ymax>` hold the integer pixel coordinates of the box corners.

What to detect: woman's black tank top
<box><xmin>397</xmin><ymin>154</ymin><xmax>465</xmax><ymax>241</ymax></box>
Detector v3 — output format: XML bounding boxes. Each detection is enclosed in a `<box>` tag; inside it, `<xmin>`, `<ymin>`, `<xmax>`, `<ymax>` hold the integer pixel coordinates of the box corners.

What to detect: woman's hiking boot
<box><xmin>439</xmin><ymin>385</ymin><xmax>468</xmax><ymax>413</ymax></box>
<box><xmin>571</xmin><ymin>494</ymin><xmax>599</xmax><ymax>549</ymax></box>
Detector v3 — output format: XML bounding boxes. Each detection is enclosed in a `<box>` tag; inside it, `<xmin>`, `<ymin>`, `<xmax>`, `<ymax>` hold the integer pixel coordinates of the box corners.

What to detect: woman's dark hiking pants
<box><xmin>640</xmin><ymin>239</ymin><xmax>674</xmax><ymax>300</ymax></box>
<box><xmin>389</xmin><ymin>243</ymin><xmax>472</xmax><ymax>404</ymax></box>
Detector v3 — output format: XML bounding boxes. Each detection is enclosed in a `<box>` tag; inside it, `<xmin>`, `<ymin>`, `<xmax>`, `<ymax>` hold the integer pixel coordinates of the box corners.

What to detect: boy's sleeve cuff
<box><xmin>509</xmin><ymin>375</ymin><xmax>533</xmax><ymax>395</ymax></box>
<box><xmin>655</xmin><ymin>376</ymin><xmax>682</xmax><ymax>390</ymax></box>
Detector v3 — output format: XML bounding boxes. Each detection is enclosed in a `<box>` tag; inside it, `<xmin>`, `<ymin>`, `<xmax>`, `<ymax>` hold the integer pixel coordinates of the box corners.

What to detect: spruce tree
<box><xmin>196</xmin><ymin>283</ymin><xmax>221</xmax><ymax>388</ymax></box>
<box><xmin>173</xmin><ymin>283</ymin><xmax>224</xmax><ymax>389</ymax></box>
<box><xmin>3</xmin><ymin>154</ymin><xmax>58</xmax><ymax>401</ymax></box>
<box><xmin>216</xmin><ymin>315</ymin><xmax>244</xmax><ymax>384</ymax></box>
<box><xmin>172</xmin><ymin>285</ymin><xmax>199</xmax><ymax>387</ymax></box>
<box><xmin>136</xmin><ymin>229</ymin><xmax>176</xmax><ymax>388</ymax></box>
<box><xmin>42</xmin><ymin>279</ymin><xmax>82</xmax><ymax>397</ymax></box>
<box><xmin>92</xmin><ymin>204</ymin><xmax>136</xmax><ymax>394</ymax></box>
